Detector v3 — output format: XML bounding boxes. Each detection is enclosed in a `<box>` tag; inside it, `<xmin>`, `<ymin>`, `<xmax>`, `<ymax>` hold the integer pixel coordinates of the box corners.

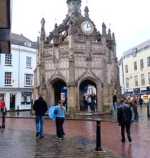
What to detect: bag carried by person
<box><xmin>48</xmin><ymin>106</ymin><xmax>57</xmax><ymax>120</ymax></box>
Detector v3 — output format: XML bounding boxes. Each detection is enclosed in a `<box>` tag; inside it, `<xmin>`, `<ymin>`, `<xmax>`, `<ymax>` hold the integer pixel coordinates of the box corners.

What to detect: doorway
<box><xmin>52</xmin><ymin>79</ymin><xmax>67</xmax><ymax>109</ymax></box>
<box><xmin>79</xmin><ymin>80</ymin><xmax>97</xmax><ymax>112</ymax></box>
<box><xmin>10</xmin><ymin>94</ymin><xmax>16</xmax><ymax>110</ymax></box>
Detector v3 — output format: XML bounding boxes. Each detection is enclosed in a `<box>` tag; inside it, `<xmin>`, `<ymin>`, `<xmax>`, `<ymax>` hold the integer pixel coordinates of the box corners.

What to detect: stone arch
<box><xmin>47</xmin><ymin>77</ymin><xmax>67</xmax><ymax>107</ymax></box>
<box><xmin>77</xmin><ymin>73</ymin><xmax>103</xmax><ymax>112</ymax></box>
<box><xmin>79</xmin><ymin>79</ymin><xmax>97</xmax><ymax>112</ymax></box>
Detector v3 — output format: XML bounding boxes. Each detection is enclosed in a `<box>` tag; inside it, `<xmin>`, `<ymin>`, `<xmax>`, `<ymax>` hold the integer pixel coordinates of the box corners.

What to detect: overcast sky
<box><xmin>12</xmin><ymin>0</ymin><xmax>150</xmax><ymax>58</ymax></box>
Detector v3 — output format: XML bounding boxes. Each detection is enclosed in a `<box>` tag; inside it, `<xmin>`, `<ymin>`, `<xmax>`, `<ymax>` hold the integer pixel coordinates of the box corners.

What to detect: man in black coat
<box><xmin>117</xmin><ymin>99</ymin><xmax>132</xmax><ymax>143</ymax></box>
<box><xmin>33</xmin><ymin>96</ymin><xmax>48</xmax><ymax>138</ymax></box>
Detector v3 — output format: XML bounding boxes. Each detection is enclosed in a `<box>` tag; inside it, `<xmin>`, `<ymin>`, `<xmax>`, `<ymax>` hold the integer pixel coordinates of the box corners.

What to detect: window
<box><xmin>5</xmin><ymin>54</ymin><xmax>12</xmax><ymax>65</ymax></box>
<box><xmin>126</xmin><ymin>78</ymin><xmax>129</xmax><ymax>88</ymax></box>
<box><xmin>141</xmin><ymin>74</ymin><xmax>145</xmax><ymax>86</ymax></box>
<box><xmin>25</xmin><ymin>74</ymin><xmax>33</xmax><ymax>86</ymax></box>
<box><xmin>24</xmin><ymin>42</ymin><xmax>31</xmax><ymax>47</ymax></box>
<box><xmin>134</xmin><ymin>61</ymin><xmax>137</xmax><ymax>71</ymax></box>
<box><xmin>134</xmin><ymin>75</ymin><xmax>138</xmax><ymax>87</ymax></box>
<box><xmin>140</xmin><ymin>59</ymin><xmax>144</xmax><ymax>69</ymax></box>
<box><xmin>148</xmin><ymin>72</ymin><xmax>150</xmax><ymax>85</ymax></box>
<box><xmin>125</xmin><ymin>65</ymin><xmax>128</xmax><ymax>73</ymax></box>
<box><xmin>5</xmin><ymin>72</ymin><xmax>12</xmax><ymax>85</ymax></box>
<box><xmin>147</xmin><ymin>57</ymin><xmax>150</xmax><ymax>67</ymax></box>
<box><xmin>26</xmin><ymin>56</ymin><xmax>32</xmax><ymax>68</ymax></box>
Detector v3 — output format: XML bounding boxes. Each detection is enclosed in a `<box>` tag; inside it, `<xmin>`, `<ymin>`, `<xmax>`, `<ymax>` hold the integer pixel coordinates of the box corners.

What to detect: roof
<box><xmin>11</xmin><ymin>33</ymin><xmax>37</xmax><ymax>49</ymax></box>
<box><xmin>123</xmin><ymin>39</ymin><xmax>150</xmax><ymax>57</ymax></box>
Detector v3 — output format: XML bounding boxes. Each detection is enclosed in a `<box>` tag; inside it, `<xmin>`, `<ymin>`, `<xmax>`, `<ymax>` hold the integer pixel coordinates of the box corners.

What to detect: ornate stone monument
<box><xmin>33</xmin><ymin>0</ymin><xmax>120</xmax><ymax>113</ymax></box>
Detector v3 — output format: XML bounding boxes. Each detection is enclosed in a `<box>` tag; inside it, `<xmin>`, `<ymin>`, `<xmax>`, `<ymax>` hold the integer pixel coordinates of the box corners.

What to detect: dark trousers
<box><xmin>1</xmin><ymin>110</ymin><xmax>6</xmax><ymax>128</ymax></box>
<box><xmin>133</xmin><ymin>107</ymin><xmax>138</xmax><ymax>121</ymax></box>
<box><xmin>56</xmin><ymin>117</ymin><xmax>64</xmax><ymax>138</ymax></box>
<box><xmin>121</xmin><ymin>123</ymin><xmax>131</xmax><ymax>141</ymax></box>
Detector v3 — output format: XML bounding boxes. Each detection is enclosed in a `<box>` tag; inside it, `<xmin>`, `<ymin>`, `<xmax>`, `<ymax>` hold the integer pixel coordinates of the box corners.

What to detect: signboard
<box><xmin>0</xmin><ymin>0</ymin><xmax>11</xmax><ymax>53</ymax></box>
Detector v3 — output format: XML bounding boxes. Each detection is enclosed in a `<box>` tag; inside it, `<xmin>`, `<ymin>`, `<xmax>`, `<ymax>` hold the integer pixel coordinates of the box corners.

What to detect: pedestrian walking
<box><xmin>139</xmin><ymin>96</ymin><xmax>143</xmax><ymax>108</ymax></box>
<box><xmin>54</xmin><ymin>100</ymin><xmax>66</xmax><ymax>140</ymax></box>
<box><xmin>131</xmin><ymin>96</ymin><xmax>139</xmax><ymax>121</ymax></box>
<box><xmin>33</xmin><ymin>96</ymin><xmax>48</xmax><ymax>139</ymax></box>
<box><xmin>0</xmin><ymin>96</ymin><xmax>7</xmax><ymax>128</ymax></box>
<box><xmin>117</xmin><ymin>99</ymin><xmax>132</xmax><ymax>143</ymax></box>
<box><xmin>112</xmin><ymin>94</ymin><xmax>117</xmax><ymax>110</ymax></box>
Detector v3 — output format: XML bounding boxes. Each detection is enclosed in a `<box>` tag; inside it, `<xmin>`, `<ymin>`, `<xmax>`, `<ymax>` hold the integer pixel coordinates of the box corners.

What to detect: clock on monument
<box><xmin>81</xmin><ymin>20</ymin><xmax>94</xmax><ymax>35</ymax></box>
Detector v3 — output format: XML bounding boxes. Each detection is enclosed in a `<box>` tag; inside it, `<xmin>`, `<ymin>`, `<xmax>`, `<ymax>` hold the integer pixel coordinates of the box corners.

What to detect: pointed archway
<box><xmin>79</xmin><ymin>80</ymin><xmax>97</xmax><ymax>112</ymax></box>
<box><xmin>51</xmin><ymin>79</ymin><xmax>67</xmax><ymax>108</ymax></box>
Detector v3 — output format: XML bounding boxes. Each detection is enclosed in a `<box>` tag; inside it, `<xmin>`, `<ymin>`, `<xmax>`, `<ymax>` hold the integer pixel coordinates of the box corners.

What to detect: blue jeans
<box><xmin>35</xmin><ymin>116</ymin><xmax>44</xmax><ymax>137</ymax></box>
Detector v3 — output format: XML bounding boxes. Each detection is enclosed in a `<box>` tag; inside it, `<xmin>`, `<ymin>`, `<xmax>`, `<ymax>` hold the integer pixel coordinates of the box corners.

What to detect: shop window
<box><xmin>21</xmin><ymin>93</ymin><xmax>31</xmax><ymax>104</ymax></box>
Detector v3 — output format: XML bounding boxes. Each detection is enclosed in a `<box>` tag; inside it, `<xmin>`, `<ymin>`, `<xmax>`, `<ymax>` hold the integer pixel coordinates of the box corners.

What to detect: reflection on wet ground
<box><xmin>0</xmin><ymin>128</ymin><xmax>117</xmax><ymax>158</ymax></box>
<box><xmin>0</xmin><ymin>106</ymin><xmax>150</xmax><ymax>158</ymax></box>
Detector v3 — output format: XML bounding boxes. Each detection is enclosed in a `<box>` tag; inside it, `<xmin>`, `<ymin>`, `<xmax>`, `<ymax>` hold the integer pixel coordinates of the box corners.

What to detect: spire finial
<box><xmin>102</xmin><ymin>22</ymin><xmax>106</xmax><ymax>36</ymax></box>
<box><xmin>84</xmin><ymin>6</ymin><xmax>89</xmax><ymax>18</ymax></box>
<box><xmin>40</xmin><ymin>18</ymin><xmax>46</xmax><ymax>41</ymax></box>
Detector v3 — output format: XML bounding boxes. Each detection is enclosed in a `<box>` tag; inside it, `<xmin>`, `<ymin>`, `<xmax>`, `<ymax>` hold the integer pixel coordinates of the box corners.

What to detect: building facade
<box><xmin>119</xmin><ymin>40</ymin><xmax>150</xmax><ymax>96</ymax></box>
<box><xmin>0</xmin><ymin>33</ymin><xmax>37</xmax><ymax>110</ymax></box>
<box><xmin>33</xmin><ymin>0</ymin><xmax>120</xmax><ymax>113</ymax></box>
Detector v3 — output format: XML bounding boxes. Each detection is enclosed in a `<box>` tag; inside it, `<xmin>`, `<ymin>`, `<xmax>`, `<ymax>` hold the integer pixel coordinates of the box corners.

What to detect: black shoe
<box><xmin>39</xmin><ymin>135</ymin><xmax>44</xmax><ymax>139</ymax></box>
<box><xmin>36</xmin><ymin>133</ymin><xmax>39</xmax><ymax>137</ymax></box>
<box><xmin>121</xmin><ymin>139</ymin><xmax>125</xmax><ymax>143</ymax></box>
<box><xmin>128</xmin><ymin>137</ymin><xmax>132</xmax><ymax>142</ymax></box>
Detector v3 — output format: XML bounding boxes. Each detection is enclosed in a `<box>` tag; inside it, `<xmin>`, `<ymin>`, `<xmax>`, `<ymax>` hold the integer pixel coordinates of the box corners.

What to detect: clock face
<box><xmin>81</xmin><ymin>21</ymin><xmax>94</xmax><ymax>35</ymax></box>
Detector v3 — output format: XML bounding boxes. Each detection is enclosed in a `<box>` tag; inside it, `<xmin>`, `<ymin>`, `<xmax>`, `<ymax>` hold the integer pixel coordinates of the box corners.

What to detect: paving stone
<box><xmin>0</xmin><ymin>128</ymin><xmax>119</xmax><ymax>158</ymax></box>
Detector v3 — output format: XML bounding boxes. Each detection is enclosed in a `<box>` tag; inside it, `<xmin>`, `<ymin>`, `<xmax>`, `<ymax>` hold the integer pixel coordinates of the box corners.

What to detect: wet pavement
<box><xmin>0</xmin><ymin>119</ymin><xmax>118</xmax><ymax>158</ymax></box>
<box><xmin>0</xmin><ymin>106</ymin><xmax>150</xmax><ymax>158</ymax></box>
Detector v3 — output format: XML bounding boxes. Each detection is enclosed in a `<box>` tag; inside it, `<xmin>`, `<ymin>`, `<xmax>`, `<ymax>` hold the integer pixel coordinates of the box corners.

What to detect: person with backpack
<box><xmin>33</xmin><ymin>96</ymin><xmax>48</xmax><ymax>139</ymax></box>
<box><xmin>117</xmin><ymin>99</ymin><xmax>132</xmax><ymax>143</ymax></box>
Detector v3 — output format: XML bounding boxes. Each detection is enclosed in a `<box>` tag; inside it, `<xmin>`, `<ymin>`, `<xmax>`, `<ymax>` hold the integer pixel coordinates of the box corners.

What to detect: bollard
<box><xmin>147</xmin><ymin>103</ymin><xmax>150</xmax><ymax>118</ymax></box>
<box><xmin>95</xmin><ymin>120</ymin><xmax>102</xmax><ymax>151</ymax></box>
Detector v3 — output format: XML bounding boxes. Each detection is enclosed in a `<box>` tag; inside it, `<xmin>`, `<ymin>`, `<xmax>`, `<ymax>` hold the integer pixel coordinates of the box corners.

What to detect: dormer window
<box><xmin>24</xmin><ymin>41</ymin><xmax>31</xmax><ymax>47</ymax></box>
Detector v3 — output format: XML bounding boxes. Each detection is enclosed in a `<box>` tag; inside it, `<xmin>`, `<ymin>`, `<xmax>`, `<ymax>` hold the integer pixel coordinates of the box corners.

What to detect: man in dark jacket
<box><xmin>33</xmin><ymin>96</ymin><xmax>48</xmax><ymax>138</ymax></box>
<box><xmin>117</xmin><ymin>99</ymin><xmax>132</xmax><ymax>143</ymax></box>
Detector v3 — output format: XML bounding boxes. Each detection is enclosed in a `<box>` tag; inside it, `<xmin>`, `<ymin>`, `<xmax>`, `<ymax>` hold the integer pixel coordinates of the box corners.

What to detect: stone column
<box><xmin>47</xmin><ymin>83</ymin><xmax>54</xmax><ymax>106</ymax></box>
<box><xmin>103</xmin><ymin>85</ymin><xmax>112</xmax><ymax>112</ymax></box>
<box><xmin>68</xmin><ymin>84</ymin><xmax>77</xmax><ymax>115</ymax></box>
<box><xmin>97</xmin><ymin>83</ymin><xmax>103</xmax><ymax>112</ymax></box>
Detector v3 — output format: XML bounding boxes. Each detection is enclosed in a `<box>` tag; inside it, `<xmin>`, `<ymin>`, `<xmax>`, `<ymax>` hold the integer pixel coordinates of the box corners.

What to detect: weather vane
<box><xmin>86</xmin><ymin>0</ymin><xmax>88</xmax><ymax>5</ymax></box>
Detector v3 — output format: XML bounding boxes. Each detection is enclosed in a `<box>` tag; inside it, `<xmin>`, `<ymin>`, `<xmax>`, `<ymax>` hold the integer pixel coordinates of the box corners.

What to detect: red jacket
<box><xmin>0</xmin><ymin>101</ymin><xmax>5</xmax><ymax>109</ymax></box>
